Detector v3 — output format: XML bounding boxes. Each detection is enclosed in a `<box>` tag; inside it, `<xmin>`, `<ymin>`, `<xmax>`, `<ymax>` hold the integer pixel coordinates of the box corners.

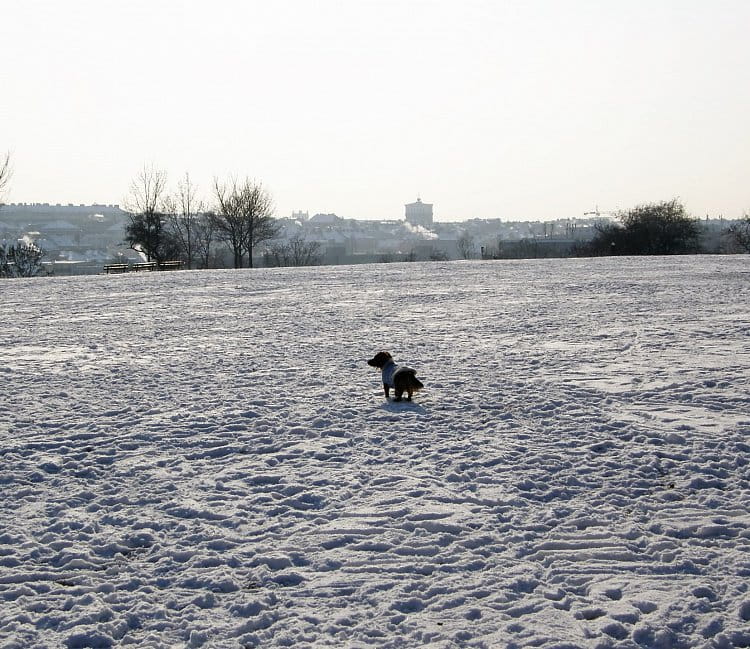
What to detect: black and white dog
<box><xmin>367</xmin><ymin>351</ymin><xmax>424</xmax><ymax>401</ymax></box>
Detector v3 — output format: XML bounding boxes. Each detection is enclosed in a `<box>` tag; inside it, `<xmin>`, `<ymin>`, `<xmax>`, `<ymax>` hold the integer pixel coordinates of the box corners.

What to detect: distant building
<box><xmin>310</xmin><ymin>213</ymin><xmax>341</xmax><ymax>225</ymax></box>
<box><xmin>405</xmin><ymin>198</ymin><xmax>433</xmax><ymax>228</ymax></box>
<box><xmin>0</xmin><ymin>203</ymin><xmax>124</xmax><ymax>222</ymax></box>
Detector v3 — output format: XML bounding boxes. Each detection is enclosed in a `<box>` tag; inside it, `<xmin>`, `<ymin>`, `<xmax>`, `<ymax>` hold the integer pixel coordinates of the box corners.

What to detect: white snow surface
<box><xmin>1</xmin><ymin>256</ymin><xmax>749</xmax><ymax>649</ymax></box>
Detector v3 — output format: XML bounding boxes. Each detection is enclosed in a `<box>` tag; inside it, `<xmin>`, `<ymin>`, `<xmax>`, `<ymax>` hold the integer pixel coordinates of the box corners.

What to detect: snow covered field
<box><xmin>1</xmin><ymin>255</ymin><xmax>749</xmax><ymax>649</ymax></box>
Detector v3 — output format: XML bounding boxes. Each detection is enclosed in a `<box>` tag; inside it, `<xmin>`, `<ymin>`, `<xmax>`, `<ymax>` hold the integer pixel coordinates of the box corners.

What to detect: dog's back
<box><xmin>394</xmin><ymin>367</ymin><xmax>423</xmax><ymax>392</ymax></box>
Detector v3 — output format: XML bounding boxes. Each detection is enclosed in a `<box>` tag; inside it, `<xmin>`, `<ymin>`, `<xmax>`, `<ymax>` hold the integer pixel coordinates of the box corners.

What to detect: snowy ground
<box><xmin>1</xmin><ymin>255</ymin><xmax>749</xmax><ymax>649</ymax></box>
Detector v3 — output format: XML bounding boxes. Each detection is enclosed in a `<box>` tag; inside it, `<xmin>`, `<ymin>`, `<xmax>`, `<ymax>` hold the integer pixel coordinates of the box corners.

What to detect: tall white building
<box><xmin>405</xmin><ymin>198</ymin><xmax>433</xmax><ymax>227</ymax></box>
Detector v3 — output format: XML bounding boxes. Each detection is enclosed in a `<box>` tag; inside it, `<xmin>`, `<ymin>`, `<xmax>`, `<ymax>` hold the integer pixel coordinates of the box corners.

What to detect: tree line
<box><xmin>478</xmin><ymin>199</ymin><xmax>750</xmax><ymax>259</ymax></box>
<box><xmin>124</xmin><ymin>166</ymin><xmax>285</xmax><ymax>270</ymax></box>
<box><xmin>2</xmin><ymin>153</ymin><xmax>750</xmax><ymax>278</ymax></box>
<box><xmin>575</xmin><ymin>199</ymin><xmax>701</xmax><ymax>256</ymax></box>
<box><xmin>573</xmin><ymin>199</ymin><xmax>750</xmax><ymax>257</ymax></box>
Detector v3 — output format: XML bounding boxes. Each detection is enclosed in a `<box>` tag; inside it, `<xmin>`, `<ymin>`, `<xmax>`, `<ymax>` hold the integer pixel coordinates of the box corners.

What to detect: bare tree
<box><xmin>213</xmin><ymin>177</ymin><xmax>279</xmax><ymax>268</ymax></box>
<box><xmin>213</xmin><ymin>178</ymin><xmax>247</xmax><ymax>268</ymax></box>
<box><xmin>726</xmin><ymin>215</ymin><xmax>750</xmax><ymax>253</ymax></box>
<box><xmin>263</xmin><ymin>242</ymin><xmax>288</xmax><ymax>267</ymax></box>
<box><xmin>124</xmin><ymin>165</ymin><xmax>170</xmax><ymax>263</ymax></box>
<box><xmin>0</xmin><ymin>152</ymin><xmax>11</xmax><ymax>202</ymax></box>
<box><xmin>194</xmin><ymin>211</ymin><xmax>218</xmax><ymax>269</ymax></box>
<box><xmin>0</xmin><ymin>242</ymin><xmax>45</xmax><ymax>278</ymax></box>
<box><xmin>457</xmin><ymin>231</ymin><xmax>476</xmax><ymax>259</ymax></box>
<box><xmin>164</xmin><ymin>173</ymin><xmax>204</xmax><ymax>269</ymax></box>
<box><xmin>241</xmin><ymin>183</ymin><xmax>278</xmax><ymax>268</ymax></box>
<box><xmin>0</xmin><ymin>153</ymin><xmax>42</xmax><ymax>278</ymax></box>
<box><xmin>263</xmin><ymin>235</ymin><xmax>322</xmax><ymax>267</ymax></box>
<box><xmin>287</xmin><ymin>235</ymin><xmax>321</xmax><ymax>266</ymax></box>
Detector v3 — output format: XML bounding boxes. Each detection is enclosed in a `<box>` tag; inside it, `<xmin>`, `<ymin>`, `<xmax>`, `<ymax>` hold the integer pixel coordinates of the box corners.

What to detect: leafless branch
<box><xmin>0</xmin><ymin>152</ymin><xmax>12</xmax><ymax>201</ymax></box>
<box><xmin>125</xmin><ymin>165</ymin><xmax>168</xmax><ymax>217</ymax></box>
<box><xmin>212</xmin><ymin>177</ymin><xmax>279</xmax><ymax>268</ymax></box>
<box><xmin>164</xmin><ymin>172</ymin><xmax>204</xmax><ymax>269</ymax></box>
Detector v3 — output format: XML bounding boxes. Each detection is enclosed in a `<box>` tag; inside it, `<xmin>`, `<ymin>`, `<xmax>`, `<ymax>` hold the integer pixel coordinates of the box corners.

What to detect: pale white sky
<box><xmin>1</xmin><ymin>0</ymin><xmax>748</xmax><ymax>221</ymax></box>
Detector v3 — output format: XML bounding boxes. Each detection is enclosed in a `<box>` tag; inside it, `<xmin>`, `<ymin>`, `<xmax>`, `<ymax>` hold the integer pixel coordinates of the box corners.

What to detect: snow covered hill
<box><xmin>1</xmin><ymin>256</ymin><xmax>749</xmax><ymax>649</ymax></box>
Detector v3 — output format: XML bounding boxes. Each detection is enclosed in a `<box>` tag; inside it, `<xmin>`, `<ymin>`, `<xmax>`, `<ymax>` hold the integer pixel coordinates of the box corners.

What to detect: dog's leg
<box><xmin>394</xmin><ymin>389</ymin><xmax>404</xmax><ymax>402</ymax></box>
<box><xmin>406</xmin><ymin>388</ymin><xmax>413</xmax><ymax>401</ymax></box>
<box><xmin>383</xmin><ymin>384</ymin><xmax>390</xmax><ymax>400</ymax></box>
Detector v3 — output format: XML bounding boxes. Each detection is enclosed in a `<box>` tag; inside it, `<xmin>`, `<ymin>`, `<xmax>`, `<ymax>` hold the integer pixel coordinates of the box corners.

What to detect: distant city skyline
<box><xmin>2</xmin><ymin>0</ymin><xmax>749</xmax><ymax>221</ymax></box>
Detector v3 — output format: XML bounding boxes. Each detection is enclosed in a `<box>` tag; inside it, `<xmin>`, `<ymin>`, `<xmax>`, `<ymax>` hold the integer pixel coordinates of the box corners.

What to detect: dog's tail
<box><xmin>397</xmin><ymin>367</ymin><xmax>424</xmax><ymax>392</ymax></box>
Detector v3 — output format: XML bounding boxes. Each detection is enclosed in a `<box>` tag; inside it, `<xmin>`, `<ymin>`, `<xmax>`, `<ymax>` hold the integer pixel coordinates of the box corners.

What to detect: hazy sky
<box><xmin>1</xmin><ymin>0</ymin><xmax>748</xmax><ymax>221</ymax></box>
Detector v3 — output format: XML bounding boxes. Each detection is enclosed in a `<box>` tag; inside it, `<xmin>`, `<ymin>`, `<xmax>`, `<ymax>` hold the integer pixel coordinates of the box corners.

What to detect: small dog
<box><xmin>367</xmin><ymin>351</ymin><xmax>424</xmax><ymax>401</ymax></box>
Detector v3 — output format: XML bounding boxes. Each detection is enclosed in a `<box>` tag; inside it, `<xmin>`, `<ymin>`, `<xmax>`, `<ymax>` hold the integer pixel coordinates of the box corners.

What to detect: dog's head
<box><xmin>367</xmin><ymin>351</ymin><xmax>393</xmax><ymax>369</ymax></box>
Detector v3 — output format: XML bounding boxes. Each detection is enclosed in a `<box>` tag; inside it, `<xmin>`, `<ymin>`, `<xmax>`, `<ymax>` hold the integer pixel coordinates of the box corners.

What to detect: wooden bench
<box><xmin>158</xmin><ymin>260</ymin><xmax>184</xmax><ymax>271</ymax></box>
<box><xmin>103</xmin><ymin>260</ymin><xmax>183</xmax><ymax>274</ymax></box>
<box><xmin>131</xmin><ymin>262</ymin><xmax>158</xmax><ymax>272</ymax></box>
<box><xmin>103</xmin><ymin>264</ymin><xmax>129</xmax><ymax>274</ymax></box>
